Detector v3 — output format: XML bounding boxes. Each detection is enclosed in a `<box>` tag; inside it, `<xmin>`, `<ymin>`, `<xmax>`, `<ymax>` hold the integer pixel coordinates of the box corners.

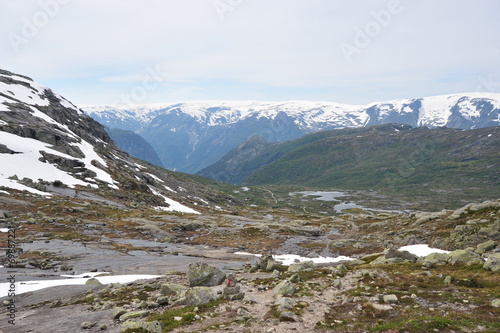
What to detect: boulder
<box><xmin>476</xmin><ymin>240</ymin><xmax>497</xmax><ymax>254</ymax></box>
<box><xmin>185</xmin><ymin>287</ymin><xmax>218</xmax><ymax>306</ymax></box>
<box><xmin>279</xmin><ymin>311</ymin><xmax>302</xmax><ymax>322</ymax></box>
<box><xmin>259</xmin><ymin>255</ymin><xmax>278</xmax><ymax>271</ymax></box>
<box><xmin>419</xmin><ymin>252</ymin><xmax>450</xmax><ymax>267</ymax></box>
<box><xmin>81</xmin><ymin>322</ymin><xmax>97</xmax><ymax>329</ymax></box>
<box><xmin>85</xmin><ymin>278</ymin><xmax>101</xmax><ymax>285</ymax></box>
<box><xmin>112</xmin><ymin>307</ymin><xmax>127</xmax><ymax>320</ymax></box>
<box><xmin>273</xmin><ymin>280</ymin><xmax>295</xmax><ymax>296</ymax></box>
<box><xmin>492</xmin><ymin>299</ymin><xmax>500</xmax><ymax>308</ymax></box>
<box><xmin>448</xmin><ymin>249</ymin><xmax>483</xmax><ymax>266</ymax></box>
<box><xmin>483</xmin><ymin>253</ymin><xmax>500</xmax><ymax>272</ymax></box>
<box><xmin>275</xmin><ymin>297</ymin><xmax>297</xmax><ymax>312</ymax></box>
<box><xmin>383</xmin><ymin>294</ymin><xmax>399</xmax><ymax>304</ymax></box>
<box><xmin>385</xmin><ymin>248</ymin><xmax>418</xmax><ymax>263</ymax></box>
<box><xmin>160</xmin><ymin>283</ymin><xmax>187</xmax><ymax>296</ymax></box>
<box><xmin>287</xmin><ymin>260</ymin><xmax>315</xmax><ymax>272</ymax></box>
<box><xmin>120</xmin><ymin>321</ymin><xmax>163</xmax><ymax>333</ymax></box>
<box><xmin>119</xmin><ymin>310</ymin><xmax>150</xmax><ymax>321</ymax></box>
<box><xmin>188</xmin><ymin>262</ymin><xmax>226</xmax><ymax>287</ymax></box>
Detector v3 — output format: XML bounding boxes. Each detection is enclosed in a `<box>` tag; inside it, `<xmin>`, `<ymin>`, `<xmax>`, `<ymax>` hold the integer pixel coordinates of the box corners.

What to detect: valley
<box><xmin>0</xmin><ymin>186</ymin><xmax>499</xmax><ymax>333</ymax></box>
<box><xmin>0</xmin><ymin>68</ymin><xmax>498</xmax><ymax>332</ymax></box>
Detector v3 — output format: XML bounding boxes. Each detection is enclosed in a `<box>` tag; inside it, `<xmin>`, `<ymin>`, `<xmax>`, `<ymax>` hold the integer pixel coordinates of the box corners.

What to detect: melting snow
<box><xmin>0</xmin><ymin>273</ymin><xmax>162</xmax><ymax>297</ymax></box>
<box><xmin>234</xmin><ymin>252</ymin><xmax>355</xmax><ymax>266</ymax></box>
<box><xmin>398</xmin><ymin>244</ymin><xmax>450</xmax><ymax>257</ymax></box>
<box><xmin>148</xmin><ymin>186</ymin><xmax>200</xmax><ymax>214</ymax></box>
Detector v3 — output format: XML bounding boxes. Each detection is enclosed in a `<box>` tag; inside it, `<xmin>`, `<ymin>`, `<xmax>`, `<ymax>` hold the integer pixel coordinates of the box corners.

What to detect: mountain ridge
<box><xmin>84</xmin><ymin>93</ymin><xmax>500</xmax><ymax>173</ymax></box>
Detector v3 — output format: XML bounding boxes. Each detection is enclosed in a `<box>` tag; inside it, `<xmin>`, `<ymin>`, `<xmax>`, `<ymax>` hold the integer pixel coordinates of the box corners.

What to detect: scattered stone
<box><xmin>188</xmin><ymin>262</ymin><xmax>226</xmax><ymax>287</ymax></box>
<box><xmin>476</xmin><ymin>240</ymin><xmax>497</xmax><ymax>254</ymax></box>
<box><xmin>236</xmin><ymin>307</ymin><xmax>252</xmax><ymax>320</ymax></box>
<box><xmin>288</xmin><ymin>260</ymin><xmax>315</xmax><ymax>272</ymax></box>
<box><xmin>112</xmin><ymin>307</ymin><xmax>128</xmax><ymax>320</ymax></box>
<box><xmin>448</xmin><ymin>249</ymin><xmax>483</xmax><ymax>266</ymax></box>
<box><xmin>156</xmin><ymin>295</ymin><xmax>169</xmax><ymax>305</ymax></box>
<box><xmin>185</xmin><ymin>287</ymin><xmax>218</xmax><ymax>306</ymax></box>
<box><xmin>383</xmin><ymin>294</ymin><xmax>398</xmax><ymax>304</ymax></box>
<box><xmin>85</xmin><ymin>278</ymin><xmax>101</xmax><ymax>285</ymax></box>
<box><xmin>275</xmin><ymin>297</ymin><xmax>297</xmax><ymax>312</ymax></box>
<box><xmin>444</xmin><ymin>276</ymin><xmax>453</xmax><ymax>284</ymax></box>
<box><xmin>483</xmin><ymin>253</ymin><xmax>500</xmax><ymax>272</ymax></box>
<box><xmin>370</xmin><ymin>303</ymin><xmax>393</xmax><ymax>311</ymax></box>
<box><xmin>419</xmin><ymin>252</ymin><xmax>450</xmax><ymax>267</ymax></box>
<box><xmin>223</xmin><ymin>285</ymin><xmax>241</xmax><ymax>295</ymax></box>
<box><xmin>273</xmin><ymin>280</ymin><xmax>295</xmax><ymax>296</ymax></box>
<box><xmin>279</xmin><ymin>311</ymin><xmax>302</xmax><ymax>322</ymax></box>
<box><xmin>81</xmin><ymin>322</ymin><xmax>97</xmax><ymax>329</ymax></box>
<box><xmin>160</xmin><ymin>283</ymin><xmax>187</xmax><ymax>296</ymax></box>
<box><xmin>120</xmin><ymin>321</ymin><xmax>163</xmax><ymax>333</ymax></box>
<box><xmin>119</xmin><ymin>310</ymin><xmax>150</xmax><ymax>321</ymax></box>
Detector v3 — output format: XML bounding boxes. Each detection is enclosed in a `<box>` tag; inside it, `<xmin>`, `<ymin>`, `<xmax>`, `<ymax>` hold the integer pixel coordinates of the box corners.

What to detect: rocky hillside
<box><xmin>84</xmin><ymin>94</ymin><xmax>500</xmax><ymax>173</ymax></box>
<box><xmin>0</xmin><ymin>69</ymin><xmax>235</xmax><ymax>213</ymax></box>
<box><xmin>1</xmin><ymin>195</ymin><xmax>498</xmax><ymax>333</ymax></box>
<box><xmin>198</xmin><ymin>124</ymin><xmax>500</xmax><ymax>208</ymax></box>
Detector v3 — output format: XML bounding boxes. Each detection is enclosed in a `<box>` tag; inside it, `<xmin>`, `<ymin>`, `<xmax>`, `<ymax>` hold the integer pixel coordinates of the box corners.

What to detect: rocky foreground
<box><xmin>0</xmin><ymin>196</ymin><xmax>499</xmax><ymax>333</ymax></box>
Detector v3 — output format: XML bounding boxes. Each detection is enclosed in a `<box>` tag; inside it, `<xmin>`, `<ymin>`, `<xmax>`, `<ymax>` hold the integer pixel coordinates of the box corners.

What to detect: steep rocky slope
<box><xmin>0</xmin><ymin>69</ymin><xmax>235</xmax><ymax>213</ymax></box>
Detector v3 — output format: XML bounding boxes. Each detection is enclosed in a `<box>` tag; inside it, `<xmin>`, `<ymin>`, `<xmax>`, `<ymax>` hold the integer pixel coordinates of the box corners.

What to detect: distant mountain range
<box><xmin>0</xmin><ymin>69</ymin><xmax>234</xmax><ymax>213</ymax></box>
<box><xmin>84</xmin><ymin>94</ymin><xmax>500</xmax><ymax>173</ymax></box>
<box><xmin>197</xmin><ymin>124</ymin><xmax>500</xmax><ymax>206</ymax></box>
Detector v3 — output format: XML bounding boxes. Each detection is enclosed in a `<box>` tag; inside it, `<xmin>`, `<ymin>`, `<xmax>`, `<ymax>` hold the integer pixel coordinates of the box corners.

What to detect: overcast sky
<box><xmin>1</xmin><ymin>0</ymin><xmax>499</xmax><ymax>107</ymax></box>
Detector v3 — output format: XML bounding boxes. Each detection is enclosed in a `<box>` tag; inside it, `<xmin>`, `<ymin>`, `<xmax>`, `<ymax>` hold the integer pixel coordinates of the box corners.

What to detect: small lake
<box><xmin>289</xmin><ymin>191</ymin><xmax>403</xmax><ymax>213</ymax></box>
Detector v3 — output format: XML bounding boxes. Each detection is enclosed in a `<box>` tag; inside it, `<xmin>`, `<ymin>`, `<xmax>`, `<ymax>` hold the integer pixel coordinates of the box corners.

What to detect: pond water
<box><xmin>289</xmin><ymin>191</ymin><xmax>404</xmax><ymax>213</ymax></box>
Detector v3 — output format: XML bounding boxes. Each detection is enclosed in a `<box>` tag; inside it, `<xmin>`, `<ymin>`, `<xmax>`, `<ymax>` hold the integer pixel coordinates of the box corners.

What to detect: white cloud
<box><xmin>0</xmin><ymin>0</ymin><xmax>498</xmax><ymax>105</ymax></box>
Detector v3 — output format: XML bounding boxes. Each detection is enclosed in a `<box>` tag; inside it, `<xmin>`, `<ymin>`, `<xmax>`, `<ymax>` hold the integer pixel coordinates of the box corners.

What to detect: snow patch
<box><xmin>234</xmin><ymin>252</ymin><xmax>355</xmax><ymax>266</ymax></box>
<box><xmin>0</xmin><ymin>273</ymin><xmax>162</xmax><ymax>297</ymax></box>
<box><xmin>148</xmin><ymin>186</ymin><xmax>200</xmax><ymax>214</ymax></box>
<box><xmin>398</xmin><ymin>244</ymin><xmax>451</xmax><ymax>257</ymax></box>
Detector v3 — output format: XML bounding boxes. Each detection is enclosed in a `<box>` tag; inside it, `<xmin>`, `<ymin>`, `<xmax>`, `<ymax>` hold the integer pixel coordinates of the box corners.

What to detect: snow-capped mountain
<box><xmin>0</xmin><ymin>69</ymin><xmax>229</xmax><ymax>213</ymax></box>
<box><xmin>84</xmin><ymin>93</ymin><xmax>500</xmax><ymax>174</ymax></box>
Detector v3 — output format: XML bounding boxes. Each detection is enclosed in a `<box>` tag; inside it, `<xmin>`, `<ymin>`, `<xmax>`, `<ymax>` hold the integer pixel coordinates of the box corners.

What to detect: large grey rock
<box><xmin>81</xmin><ymin>322</ymin><xmax>97</xmax><ymax>329</ymax></box>
<box><xmin>385</xmin><ymin>248</ymin><xmax>418</xmax><ymax>263</ymax></box>
<box><xmin>483</xmin><ymin>253</ymin><xmax>500</xmax><ymax>272</ymax></box>
<box><xmin>188</xmin><ymin>262</ymin><xmax>226</xmax><ymax>287</ymax></box>
<box><xmin>448</xmin><ymin>249</ymin><xmax>483</xmax><ymax>266</ymax></box>
<box><xmin>185</xmin><ymin>287</ymin><xmax>219</xmax><ymax>306</ymax></box>
<box><xmin>160</xmin><ymin>283</ymin><xmax>188</xmax><ymax>296</ymax></box>
<box><xmin>120</xmin><ymin>321</ymin><xmax>163</xmax><ymax>333</ymax></box>
<box><xmin>419</xmin><ymin>252</ymin><xmax>450</xmax><ymax>267</ymax></box>
<box><xmin>287</xmin><ymin>260</ymin><xmax>315</xmax><ymax>272</ymax></box>
<box><xmin>383</xmin><ymin>294</ymin><xmax>399</xmax><ymax>304</ymax></box>
<box><xmin>273</xmin><ymin>280</ymin><xmax>295</xmax><ymax>296</ymax></box>
<box><xmin>119</xmin><ymin>310</ymin><xmax>150</xmax><ymax>321</ymax></box>
<box><xmin>112</xmin><ymin>307</ymin><xmax>127</xmax><ymax>320</ymax></box>
<box><xmin>476</xmin><ymin>240</ymin><xmax>497</xmax><ymax>254</ymax></box>
<box><xmin>275</xmin><ymin>297</ymin><xmax>297</xmax><ymax>312</ymax></box>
